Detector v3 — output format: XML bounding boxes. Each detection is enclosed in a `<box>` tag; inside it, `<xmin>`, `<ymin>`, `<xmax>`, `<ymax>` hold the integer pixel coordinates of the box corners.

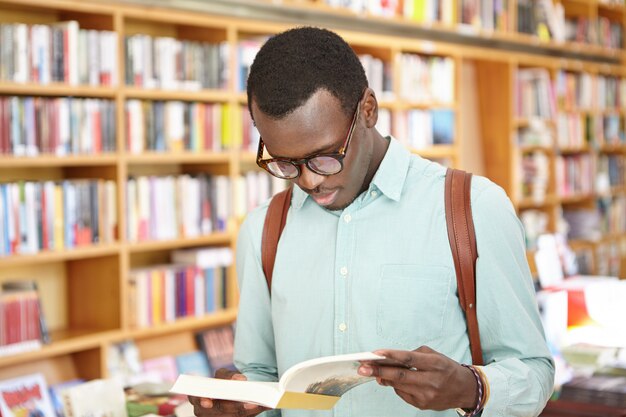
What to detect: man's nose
<box><xmin>297</xmin><ymin>164</ymin><xmax>325</xmax><ymax>191</ymax></box>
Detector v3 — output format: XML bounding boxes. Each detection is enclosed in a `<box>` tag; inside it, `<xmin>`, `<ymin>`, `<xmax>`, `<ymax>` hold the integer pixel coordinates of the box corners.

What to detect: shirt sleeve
<box><xmin>233</xmin><ymin>211</ymin><xmax>280</xmax><ymax>384</ymax></box>
<box><xmin>471</xmin><ymin>181</ymin><xmax>555</xmax><ymax>417</ymax></box>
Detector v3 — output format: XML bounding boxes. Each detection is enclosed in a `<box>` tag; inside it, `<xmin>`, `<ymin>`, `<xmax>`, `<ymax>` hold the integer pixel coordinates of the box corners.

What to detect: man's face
<box><xmin>253</xmin><ymin>89</ymin><xmax>371</xmax><ymax>211</ymax></box>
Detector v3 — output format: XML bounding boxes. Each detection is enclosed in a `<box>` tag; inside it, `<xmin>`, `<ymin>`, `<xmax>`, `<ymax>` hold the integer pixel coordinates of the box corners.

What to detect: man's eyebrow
<box><xmin>268</xmin><ymin>140</ymin><xmax>341</xmax><ymax>160</ymax></box>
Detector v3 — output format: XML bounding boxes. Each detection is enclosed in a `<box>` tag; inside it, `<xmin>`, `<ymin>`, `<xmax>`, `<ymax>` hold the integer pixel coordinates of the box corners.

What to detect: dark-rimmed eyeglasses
<box><xmin>256</xmin><ymin>101</ymin><xmax>360</xmax><ymax>180</ymax></box>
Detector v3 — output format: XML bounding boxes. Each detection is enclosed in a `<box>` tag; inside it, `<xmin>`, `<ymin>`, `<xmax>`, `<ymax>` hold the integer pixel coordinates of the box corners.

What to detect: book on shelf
<box><xmin>0</xmin><ymin>373</ymin><xmax>56</xmax><ymax>417</ymax></box>
<box><xmin>142</xmin><ymin>356</ymin><xmax>179</xmax><ymax>384</ymax></box>
<box><xmin>431</xmin><ymin>109</ymin><xmax>455</xmax><ymax>145</ymax></box>
<box><xmin>559</xmin><ymin>374</ymin><xmax>626</xmax><ymax>408</ymax></box>
<box><xmin>1</xmin><ymin>280</ymin><xmax>49</xmax><ymax>343</ymax></box>
<box><xmin>125</xmin><ymin>382</ymin><xmax>187</xmax><ymax>417</ymax></box>
<box><xmin>47</xmin><ymin>379</ymin><xmax>84</xmax><ymax>417</ymax></box>
<box><xmin>195</xmin><ymin>325</ymin><xmax>236</xmax><ymax>374</ymax></box>
<box><xmin>61</xmin><ymin>379</ymin><xmax>126</xmax><ymax>417</ymax></box>
<box><xmin>175</xmin><ymin>351</ymin><xmax>211</xmax><ymax>378</ymax></box>
<box><xmin>0</xmin><ymin>280</ymin><xmax>50</xmax><ymax>357</ymax></box>
<box><xmin>170</xmin><ymin>351</ymin><xmax>384</xmax><ymax>410</ymax></box>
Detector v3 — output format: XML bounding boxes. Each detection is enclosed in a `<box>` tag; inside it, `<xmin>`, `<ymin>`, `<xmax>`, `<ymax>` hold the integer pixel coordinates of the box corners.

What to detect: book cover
<box><xmin>175</xmin><ymin>351</ymin><xmax>211</xmax><ymax>378</ymax></box>
<box><xmin>142</xmin><ymin>356</ymin><xmax>178</xmax><ymax>384</ymax></box>
<box><xmin>47</xmin><ymin>380</ymin><xmax>84</xmax><ymax>417</ymax></box>
<box><xmin>195</xmin><ymin>326</ymin><xmax>236</xmax><ymax>373</ymax></box>
<box><xmin>170</xmin><ymin>351</ymin><xmax>384</xmax><ymax>410</ymax></box>
<box><xmin>0</xmin><ymin>373</ymin><xmax>55</xmax><ymax>417</ymax></box>
<box><xmin>431</xmin><ymin>109</ymin><xmax>455</xmax><ymax>145</ymax></box>
<box><xmin>61</xmin><ymin>379</ymin><xmax>126</xmax><ymax>417</ymax></box>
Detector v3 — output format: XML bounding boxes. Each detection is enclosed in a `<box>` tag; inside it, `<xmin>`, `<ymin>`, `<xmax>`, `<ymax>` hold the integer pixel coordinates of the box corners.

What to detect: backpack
<box><xmin>260</xmin><ymin>168</ymin><xmax>483</xmax><ymax>365</ymax></box>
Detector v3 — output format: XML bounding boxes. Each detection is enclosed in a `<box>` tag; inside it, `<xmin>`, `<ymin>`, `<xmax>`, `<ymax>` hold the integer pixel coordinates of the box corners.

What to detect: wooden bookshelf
<box><xmin>0</xmin><ymin>0</ymin><xmax>624</xmax><ymax>387</ymax></box>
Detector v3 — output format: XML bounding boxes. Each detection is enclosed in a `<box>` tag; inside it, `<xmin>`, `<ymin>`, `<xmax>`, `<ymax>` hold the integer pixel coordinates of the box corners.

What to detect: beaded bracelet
<box><xmin>474</xmin><ymin>366</ymin><xmax>490</xmax><ymax>407</ymax></box>
<box><xmin>455</xmin><ymin>364</ymin><xmax>485</xmax><ymax>417</ymax></box>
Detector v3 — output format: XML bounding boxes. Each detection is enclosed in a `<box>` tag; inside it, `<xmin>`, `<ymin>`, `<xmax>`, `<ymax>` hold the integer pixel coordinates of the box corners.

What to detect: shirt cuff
<box><xmin>479</xmin><ymin>365</ymin><xmax>508</xmax><ymax>417</ymax></box>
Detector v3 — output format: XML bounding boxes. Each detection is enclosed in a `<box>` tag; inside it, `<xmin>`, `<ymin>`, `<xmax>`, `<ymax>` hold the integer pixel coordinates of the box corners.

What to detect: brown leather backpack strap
<box><xmin>261</xmin><ymin>187</ymin><xmax>293</xmax><ymax>296</ymax></box>
<box><xmin>445</xmin><ymin>168</ymin><xmax>483</xmax><ymax>366</ymax></box>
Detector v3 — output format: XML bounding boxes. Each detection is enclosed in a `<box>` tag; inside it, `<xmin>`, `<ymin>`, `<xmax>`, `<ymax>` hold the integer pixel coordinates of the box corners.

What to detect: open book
<box><xmin>170</xmin><ymin>351</ymin><xmax>385</xmax><ymax>410</ymax></box>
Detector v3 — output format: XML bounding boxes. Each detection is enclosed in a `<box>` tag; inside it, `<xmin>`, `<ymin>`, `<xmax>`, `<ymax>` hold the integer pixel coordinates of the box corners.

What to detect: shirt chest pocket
<box><xmin>376</xmin><ymin>264</ymin><xmax>453</xmax><ymax>347</ymax></box>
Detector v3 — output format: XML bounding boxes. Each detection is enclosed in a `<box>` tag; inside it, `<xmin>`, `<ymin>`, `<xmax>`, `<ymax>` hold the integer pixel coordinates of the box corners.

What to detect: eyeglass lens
<box><xmin>266</xmin><ymin>156</ymin><xmax>343</xmax><ymax>179</ymax></box>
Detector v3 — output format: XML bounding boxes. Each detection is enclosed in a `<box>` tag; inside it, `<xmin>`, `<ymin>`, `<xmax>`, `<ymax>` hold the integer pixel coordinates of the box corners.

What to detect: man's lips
<box><xmin>311</xmin><ymin>189</ymin><xmax>339</xmax><ymax>206</ymax></box>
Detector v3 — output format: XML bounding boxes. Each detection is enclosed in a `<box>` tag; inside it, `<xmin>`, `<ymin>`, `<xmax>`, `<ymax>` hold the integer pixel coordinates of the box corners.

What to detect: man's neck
<box><xmin>359</xmin><ymin>133</ymin><xmax>390</xmax><ymax>195</ymax></box>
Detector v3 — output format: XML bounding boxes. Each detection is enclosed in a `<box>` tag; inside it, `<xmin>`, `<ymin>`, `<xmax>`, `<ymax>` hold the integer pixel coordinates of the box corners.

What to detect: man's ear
<box><xmin>361</xmin><ymin>88</ymin><xmax>378</xmax><ymax>129</ymax></box>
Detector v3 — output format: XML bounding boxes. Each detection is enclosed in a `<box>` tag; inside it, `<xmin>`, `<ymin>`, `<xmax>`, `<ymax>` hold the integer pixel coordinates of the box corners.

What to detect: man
<box><xmin>189</xmin><ymin>26</ymin><xmax>554</xmax><ymax>417</ymax></box>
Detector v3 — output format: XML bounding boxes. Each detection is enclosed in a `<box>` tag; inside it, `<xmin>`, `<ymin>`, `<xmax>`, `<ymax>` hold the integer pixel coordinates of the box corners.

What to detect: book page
<box><xmin>280</xmin><ymin>352</ymin><xmax>384</xmax><ymax>395</ymax></box>
<box><xmin>170</xmin><ymin>375</ymin><xmax>281</xmax><ymax>408</ymax></box>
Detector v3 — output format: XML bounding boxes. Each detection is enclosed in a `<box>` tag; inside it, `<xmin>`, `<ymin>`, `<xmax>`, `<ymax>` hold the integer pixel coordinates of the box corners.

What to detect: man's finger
<box><xmin>369</xmin><ymin>363</ymin><xmax>422</xmax><ymax>383</ymax></box>
<box><xmin>373</xmin><ymin>348</ymin><xmax>439</xmax><ymax>371</ymax></box>
<box><xmin>215</xmin><ymin>368</ymin><xmax>238</xmax><ymax>379</ymax></box>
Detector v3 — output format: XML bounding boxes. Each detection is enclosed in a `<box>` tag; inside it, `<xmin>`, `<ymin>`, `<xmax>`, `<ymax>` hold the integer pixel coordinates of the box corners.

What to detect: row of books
<box><xmin>232</xmin><ymin>171</ymin><xmax>287</xmax><ymax>219</ymax></box>
<box><xmin>517</xmin><ymin>0</ymin><xmax>560</xmax><ymax>40</ymax></box>
<box><xmin>520</xmin><ymin>151</ymin><xmax>550</xmax><ymax>202</ymax></box>
<box><xmin>559</xmin><ymin>375</ymin><xmax>626</xmax><ymax>408</ymax></box>
<box><xmin>323</xmin><ymin>0</ymin><xmax>508</xmax><ymax>30</ymax></box>
<box><xmin>0</xmin><ymin>21</ymin><xmax>117</xmax><ymax>86</ymax></box>
<box><xmin>0</xmin><ymin>171</ymin><xmax>283</xmax><ymax>256</ymax></box>
<box><xmin>125</xmin><ymin>35</ymin><xmax>229</xmax><ymax>91</ymax></box>
<box><xmin>126</xmin><ymin>174</ymin><xmax>229</xmax><ymax>242</ymax></box>
<box><xmin>393</xmin><ymin>109</ymin><xmax>455</xmax><ymax>149</ymax></box>
<box><xmin>516</xmin><ymin>68</ymin><xmax>556</xmax><ymax>119</ymax></box>
<box><xmin>597</xmin><ymin>154</ymin><xmax>625</xmax><ymax>190</ymax></box>
<box><xmin>517</xmin><ymin>119</ymin><xmax>554</xmax><ymax>147</ymax></box>
<box><xmin>238</xmin><ymin>39</ymin><xmax>451</xmax><ymax>105</ymax></box>
<box><xmin>0</xmin><ymin>97</ymin><xmax>116</xmax><ymax>156</ymax></box>
<box><xmin>125</xmin><ymin>100</ymin><xmax>236</xmax><ymax>153</ymax></box>
<box><xmin>0</xmin><ymin>180</ymin><xmax>117</xmax><ymax>257</ymax></box>
<box><xmin>108</xmin><ymin>327</ymin><xmax>234</xmax><ymax>388</ymax></box>
<box><xmin>0</xmin><ymin>281</ymin><xmax>49</xmax><ymax>357</ymax></box>
<box><xmin>554</xmin><ymin>71</ymin><xmax>623</xmax><ymax>111</ymax></box>
<box><xmin>594</xmin><ymin>239</ymin><xmax>624</xmax><ymax>277</ymax></box>
<box><xmin>555</xmin><ymin>154</ymin><xmax>594</xmax><ymax>197</ymax></box>
<box><xmin>0</xmin><ymin>325</ymin><xmax>235</xmax><ymax>417</ymax></box>
<box><xmin>563</xmin><ymin>208</ymin><xmax>603</xmax><ymax>241</ymax></box>
<box><xmin>398</xmin><ymin>54</ymin><xmax>455</xmax><ymax>104</ymax></box>
<box><xmin>236</xmin><ymin>38</ymin><xmax>265</xmax><ymax>92</ymax></box>
<box><xmin>359</xmin><ymin>54</ymin><xmax>394</xmax><ymax>101</ymax></box>
<box><xmin>516</xmin><ymin>68</ymin><xmax>626</xmax><ymax>119</ymax></box>
<box><xmin>565</xmin><ymin>16</ymin><xmax>623</xmax><ymax>49</ymax></box>
<box><xmin>128</xmin><ymin>247</ymin><xmax>232</xmax><ymax>328</ymax></box>
<box><xmin>459</xmin><ymin>0</ymin><xmax>509</xmax><ymax>31</ymax></box>
<box><xmin>598</xmin><ymin>196</ymin><xmax>626</xmax><ymax>236</ymax></box>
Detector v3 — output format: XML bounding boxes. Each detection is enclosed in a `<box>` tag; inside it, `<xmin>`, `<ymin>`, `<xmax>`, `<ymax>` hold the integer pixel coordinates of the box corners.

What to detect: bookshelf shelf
<box><xmin>125</xmin><ymin>232</ymin><xmax>233</xmax><ymax>253</ymax></box>
<box><xmin>0</xmin><ymin>329</ymin><xmax>117</xmax><ymax>369</ymax></box>
<box><xmin>560</xmin><ymin>194</ymin><xmax>596</xmax><ymax>204</ymax></box>
<box><xmin>0</xmin><ymin>244</ymin><xmax>120</xmax><ymax>267</ymax></box>
<box><xmin>0</xmin><ymin>155</ymin><xmax>120</xmax><ymax>167</ymax></box>
<box><xmin>558</xmin><ymin>146</ymin><xmax>593</xmax><ymax>154</ymax></box>
<box><xmin>124</xmin><ymin>152</ymin><xmax>233</xmax><ymax>165</ymax></box>
<box><xmin>517</xmin><ymin>195</ymin><xmax>560</xmax><ymax>209</ymax></box>
<box><xmin>0</xmin><ymin>83</ymin><xmax>117</xmax><ymax>98</ymax></box>
<box><xmin>122</xmin><ymin>308</ymin><xmax>238</xmax><ymax>341</ymax></box>
<box><xmin>123</xmin><ymin>88</ymin><xmax>232</xmax><ymax>102</ymax></box>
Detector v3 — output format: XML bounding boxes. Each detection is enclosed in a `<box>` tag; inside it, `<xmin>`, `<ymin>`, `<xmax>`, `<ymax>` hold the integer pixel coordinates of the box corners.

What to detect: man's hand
<box><xmin>358</xmin><ymin>346</ymin><xmax>478</xmax><ymax>411</ymax></box>
<box><xmin>187</xmin><ymin>368</ymin><xmax>270</xmax><ymax>417</ymax></box>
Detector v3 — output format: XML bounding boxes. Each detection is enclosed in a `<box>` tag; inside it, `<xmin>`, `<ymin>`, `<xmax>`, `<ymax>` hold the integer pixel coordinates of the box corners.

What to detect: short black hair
<box><xmin>247</xmin><ymin>26</ymin><xmax>368</xmax><ymax>119</ymax></box>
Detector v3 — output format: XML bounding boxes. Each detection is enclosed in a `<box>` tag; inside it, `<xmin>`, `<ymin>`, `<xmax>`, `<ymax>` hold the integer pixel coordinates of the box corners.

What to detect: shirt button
<box><xmin>340</xmin><ymin>267</ymin><xmax>348</xmax><ymax>276</ymax></box>
<box><xmin>343</xmin><ymin>214</ymin><xmax>352</xmax><ymax>223</ymax></box>
<box><xmin>338</xmin><ymin>323</ymin><xmax>347</xmax><ymax>332</ymax></box>
<box><xmin>371</xmin><ymin>191</ymin><xmax>378</xmax><ymax>197</ymax></box>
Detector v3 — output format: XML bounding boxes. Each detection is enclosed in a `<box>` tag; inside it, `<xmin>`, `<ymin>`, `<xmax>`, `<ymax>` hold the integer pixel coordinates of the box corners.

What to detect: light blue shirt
<box><xmin>234</xmin><ymin>137</ymin><xmax>555</xmax><ymax>417</ymax></box>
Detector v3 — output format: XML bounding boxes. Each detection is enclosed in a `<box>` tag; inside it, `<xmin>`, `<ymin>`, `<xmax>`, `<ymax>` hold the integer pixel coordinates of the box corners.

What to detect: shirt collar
<box><xmin>290</xmin><ymin>136</ymin><xmax>411</xmax><ymax>210</ymax></box>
